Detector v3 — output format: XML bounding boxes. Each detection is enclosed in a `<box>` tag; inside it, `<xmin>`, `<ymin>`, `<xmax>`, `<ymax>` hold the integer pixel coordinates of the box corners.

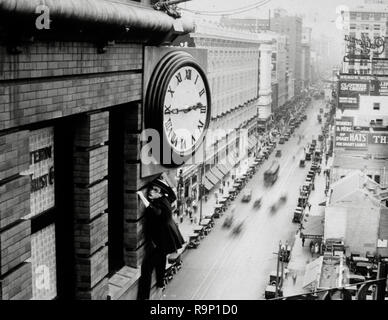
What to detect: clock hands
<box><xmin>171</xmin><ymin>103</ymin><xmax>205</xmax><ymax>114</ymax></box>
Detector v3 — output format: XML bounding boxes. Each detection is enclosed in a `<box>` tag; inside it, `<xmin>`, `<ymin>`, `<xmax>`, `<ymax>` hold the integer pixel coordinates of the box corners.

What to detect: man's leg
<box><xmin>155</xmin><ymin>248</ymin><xmax>167</xmax><ymax>288</ymax></box>
<box><xmin>137</xmin><ymin>248</ymin><xmax>155</xmax><ymax>300</ymax></box>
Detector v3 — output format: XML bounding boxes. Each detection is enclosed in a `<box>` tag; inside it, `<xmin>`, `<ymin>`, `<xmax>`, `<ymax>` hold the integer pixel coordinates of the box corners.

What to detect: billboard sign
<box><xmin>369</xmin><ymin>133</ymin><xmax>388</xmax><ymax>145</ymax></box>
<box><xmin>338</xmin><ymin>80</ymin><xmax>369</xmax><ymax>110</ymax></box>
<box><xmin>335</xmin><ymin>119</ymin><xmax>368</xmax><ymax>150</ymax></box>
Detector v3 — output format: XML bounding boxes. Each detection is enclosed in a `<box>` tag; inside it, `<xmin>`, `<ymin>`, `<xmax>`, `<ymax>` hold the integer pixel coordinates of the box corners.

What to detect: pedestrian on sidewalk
<box><xmin>302</xmin><ymin>236</ymin><xmax>306</xmax><ymax>247</ymax></box>
<box><xmin>292</xmin><ymin>273</ymin><xmax>297</xmax><ymax>285</ymax></box>
<box><xmin>310</xmin><ymin>242</ymin><xmax>315</xmax><ymax>257</ymax></box>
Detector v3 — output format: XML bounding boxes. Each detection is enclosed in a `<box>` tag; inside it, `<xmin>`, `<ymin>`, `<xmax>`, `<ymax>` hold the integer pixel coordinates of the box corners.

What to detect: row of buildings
<box><xmin>173</xmin><ymin>9</ymin><xmax>332</xmax><ymax>231</ymax></box>
<box><xmin>298</xmin><ymin>0</ymin><xmax>388</xmax><ymax>297</ymax></box>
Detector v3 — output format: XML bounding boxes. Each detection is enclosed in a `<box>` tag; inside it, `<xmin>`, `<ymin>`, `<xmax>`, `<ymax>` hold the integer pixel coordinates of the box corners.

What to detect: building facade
<box><xmin>270</xmin><ymin>12</ymin><xmax>303</xmax><ymax>97</ymax></box>
<box><xmin>173</xmin><ymin>20</ymin><xmax>274</xmax><ymax>214</ymax></box>
<box><xmin>301</xmin><ymin>27</ymin><xmax>312</xmax><ymax>90</ymax></box>
<box><xmin>342</xmin><ymin>1</ymin><xmax>388</xmax><ymax>74</ymax></box>
<box><xmin>0</xmin><ymin>0</ymin><xmax>195</xmax><ymax>300</ymax></box>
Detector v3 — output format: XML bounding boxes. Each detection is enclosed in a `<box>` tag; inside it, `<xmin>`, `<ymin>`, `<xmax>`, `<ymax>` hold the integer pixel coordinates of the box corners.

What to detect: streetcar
<box><xmin>264</xmin><ymin>161</ymin><xmax>280</xmax><ymax>187</ymax></box>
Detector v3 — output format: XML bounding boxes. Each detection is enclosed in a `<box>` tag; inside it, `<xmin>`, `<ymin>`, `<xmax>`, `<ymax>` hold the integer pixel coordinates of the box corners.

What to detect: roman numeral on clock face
<box><xmin>168</xmin><ymin>86</ymin><xmax>175</xmax><ymax>98</ymax></box>
<box><xmin>165</xmin><ymin>118</ymin><xmax>173</xmax><ymax>132</ymax></box>
<box><xmin>200</xmin><ymin>105</ymin><xmax>207</xmax><ymax>113</ymax></box>
<box><xmin>164</xmin><ymin>105</ymin><xmax>172</xmax><ymax>114</ymax></box>
<box><xmin>199</xmin><ymin>88</ymin><xmax>205</xmax><ymax>97</ymax></box>
<box><xmin>175</xmin><ymin>72</ymin><xmax>182</xmax><ymax>85</ymax></box>
<box><xmin>192</xmin><ymin>135</ymin><xmax>196</xmax><ymax>144</ymax></box>
<box><xmin>198</xmin><ymin>120</ymin><xmax>204</xmax><ymax>130</ymax></box>
<box><xmin>185</xmin><ymin>69</ymin><xmax>192</xmax><ymax>80</ymax></box>
<box><xmin>171</xmin><ymin>131</ymin><xmax>178</xmax><ymax>146</ymax></box>
<box><xmin>180</xmin><ymin>138</ymin><xmax>186</xmax><ymax>150</ymax></box>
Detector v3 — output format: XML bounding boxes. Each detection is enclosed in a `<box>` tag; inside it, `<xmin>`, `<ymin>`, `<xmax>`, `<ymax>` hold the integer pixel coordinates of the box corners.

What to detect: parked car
<box><xmin>279</xmin><ymin>137</ymin><xmax>285</xmax><ymax>144</ymax></box>
<box><xmin>275</xmin><ymin>149</ymin><xmax>282</xmax><ymax>157</ymax></box>
<box><xmin>242</xmin><ymin>188</ymin><xmax>252</xmax><ymax>202</ymax></box>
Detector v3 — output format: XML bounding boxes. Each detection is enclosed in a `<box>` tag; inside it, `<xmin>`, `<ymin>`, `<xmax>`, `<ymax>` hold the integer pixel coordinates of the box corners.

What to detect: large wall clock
<box><xmin>145</xmin><ymin>50</ymin><xmax>211</xmax><ymax>167</ymax></box>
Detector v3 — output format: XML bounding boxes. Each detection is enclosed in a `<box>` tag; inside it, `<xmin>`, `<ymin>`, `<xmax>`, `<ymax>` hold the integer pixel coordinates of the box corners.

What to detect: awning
<box><xmin>205</xmin><ymin>171</ymin><xmax>219</xmax><ymax>185</ymax></box>
<box><xmin>301</xmin><ymin>216</ymin><xmax>325</xmax><ymax>240</ymax></box>
<box><xmin>248</xmin><ymin>137</ymin><xmax>258</xmax><ymax>150</ymax></box>
<box><xmin>211</xmin><ymin>167</ymin><xmax>224</xmax><ymax>181</ymax></box>
<box><xmin>203</xmin><ymin>177</ymin><xmax>214</xmax><ymax>191</ymax></box>
<box><xmin>217</xmin><ymin>164</ymin><xmax>229</xmax><ymax>175</ymax></box>
<box><xmin>223</xmin><ymin>160</ymin><xmax>233</xmax><ymax>172</ymax></box>
<box><xmin>212</xmin><ymin>165</ymin><xmax>225</xmax><ymax>180</ymax></box>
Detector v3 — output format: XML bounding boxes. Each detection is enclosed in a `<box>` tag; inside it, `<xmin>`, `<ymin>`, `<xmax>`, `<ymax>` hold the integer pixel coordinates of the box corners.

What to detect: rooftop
<box><xmin>329</xmin><ymin>170</ymin><xmax>387</xmax><ymax>206</ymax></box>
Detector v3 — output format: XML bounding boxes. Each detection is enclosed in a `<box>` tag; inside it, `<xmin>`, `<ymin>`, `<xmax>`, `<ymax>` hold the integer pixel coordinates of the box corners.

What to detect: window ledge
<box><xmin>108</xmin><ymin>266</ymin><xmax>140</xmax><ymax>300</ymax></box>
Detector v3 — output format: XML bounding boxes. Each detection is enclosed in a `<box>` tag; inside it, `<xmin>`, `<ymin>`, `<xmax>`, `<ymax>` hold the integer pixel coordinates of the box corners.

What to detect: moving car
<box><xmin>242</xmin><ymin>188</ymin><xmax>252</xmax><ymax>202</ymax></box>
<box><xmin>264</xmin><ymin>161</ymin><xmax>280</xmax><ymax>187</ymax></box>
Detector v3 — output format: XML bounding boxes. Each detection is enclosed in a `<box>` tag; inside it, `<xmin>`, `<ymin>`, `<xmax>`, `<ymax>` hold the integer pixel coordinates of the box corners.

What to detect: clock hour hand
<box><xmin>175</xmin><ymin>103</ymin><xmax>204</xmax><ymax>114</ymax></box>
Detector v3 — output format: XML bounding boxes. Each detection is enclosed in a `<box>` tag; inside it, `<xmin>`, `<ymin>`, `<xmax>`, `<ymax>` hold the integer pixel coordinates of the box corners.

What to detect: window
<box><xmin>374</xmin><ymin>24</ymin><xmax>380</xmax><ymax>30</ymax></box>
<box><xmin>25</xmin><ymin>127</ymin><xmax>58</xmax><ymax>300</ymax></box>
<box><xmin>350</xmin><ymin>24</ymin><xmax>356</xmax><ymax>30</ymax></box>
<box><xmin>375</xmin><ymin>175</ymin><xmax>381</xmax><ymax>184</ymax></box>
<box><xmin>361</xmin><ymin>13</ymin><xmax>369</xmax><ymax>20</ymax></box>
<box><xmin>349</xmin><ymin>60</ymin><xmax>355</xmax><ymax>66</ymax></box>
<box><xmin>373</xmin><ymin>103</ymin><xmax>380</xmax><ymax>110</ymax></box>
<box><xmin>376</xmin><ymin>119</ymin><xmax>383</xmax><ymax>125</ymax></box>
<box><xmin>361</xmin><ymin>24</ymin><xmax>369</xmax><ymax>30</ymax></box>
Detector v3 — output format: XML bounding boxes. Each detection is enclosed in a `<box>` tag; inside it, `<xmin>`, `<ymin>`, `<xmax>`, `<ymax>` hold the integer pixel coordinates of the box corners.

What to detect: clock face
<box><xmin>163</xmin><ymin>65</ymin><xmax>209</xmax><ymax>154</ymax></box>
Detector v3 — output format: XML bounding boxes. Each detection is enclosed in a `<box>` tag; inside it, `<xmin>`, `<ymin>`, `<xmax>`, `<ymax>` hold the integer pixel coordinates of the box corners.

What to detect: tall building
<box><xmin>270</xmin><ymin>12</ymin><xmax>303</xmax><ymax>97</ymax></box>
<box><xmin>301</xmin><ymin>27</ymin><xmax>312</xmax><ymax>90</ymax></box>
<box><xmin>342</xmin><ymin>1</ymin><xmax>388</xmax><ymax>74</ymax></box>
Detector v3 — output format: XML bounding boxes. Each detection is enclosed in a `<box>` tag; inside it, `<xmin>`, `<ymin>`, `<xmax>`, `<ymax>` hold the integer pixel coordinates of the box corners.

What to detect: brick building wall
<box><xmin>0</xmin><ymin>39</ymin><xmax>156</xmax><ymax>299</ymax></box>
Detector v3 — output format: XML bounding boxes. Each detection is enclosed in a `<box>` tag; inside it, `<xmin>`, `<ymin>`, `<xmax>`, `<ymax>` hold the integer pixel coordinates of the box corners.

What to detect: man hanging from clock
<box><xmin>137</xmin><ymin>176</ymin><xmax>185</xmax><ymax>300</ymax></box>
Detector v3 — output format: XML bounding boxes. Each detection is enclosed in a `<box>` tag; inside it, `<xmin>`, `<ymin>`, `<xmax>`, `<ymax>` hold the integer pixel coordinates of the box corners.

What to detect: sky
<box><xmin>181</xmin><ymin>0</ymin><xmax>366</xmax><ymax>40</ymax></box>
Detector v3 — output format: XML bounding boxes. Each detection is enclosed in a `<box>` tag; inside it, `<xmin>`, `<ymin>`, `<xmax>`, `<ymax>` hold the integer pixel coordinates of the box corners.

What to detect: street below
<box><xmin>163</xmin><ymin>98</ymin><xmax>327</xmax><ymax>300</ymax></box>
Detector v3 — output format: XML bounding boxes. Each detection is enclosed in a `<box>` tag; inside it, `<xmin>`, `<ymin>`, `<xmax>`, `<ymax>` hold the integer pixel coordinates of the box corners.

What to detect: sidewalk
<box><xmin>281</xmin><ymin>155</ymin><xmax>333</xmax><ymax>298</ymax></box>
<box><xmin>175</xmin><ymin>173</ymin><xmax>236</xmax><ymax>242</ymax></box>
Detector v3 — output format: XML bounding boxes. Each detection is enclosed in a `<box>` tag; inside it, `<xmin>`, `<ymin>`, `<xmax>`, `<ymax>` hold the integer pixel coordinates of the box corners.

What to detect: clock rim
<box><xmin>145</xmin><ymin>51</ymin><xmax>211</xmax><ymax>168</ymax></box>
<box><xmin>162</xmin><ymin>65</ymin><xmax>209</xmax><ymax>153</ymax></box>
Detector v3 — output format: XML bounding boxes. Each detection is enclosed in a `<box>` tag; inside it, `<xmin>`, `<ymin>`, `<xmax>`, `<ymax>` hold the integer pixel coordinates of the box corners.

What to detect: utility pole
<box><xmin>375</xmin><ymin>262</ymin><xmax>388</xmax><ymax>300</ymax></box>
<box><xmin>275</xmin><ymin>241</ymin><xmax>282</xmax><ymax>298</ymax></box>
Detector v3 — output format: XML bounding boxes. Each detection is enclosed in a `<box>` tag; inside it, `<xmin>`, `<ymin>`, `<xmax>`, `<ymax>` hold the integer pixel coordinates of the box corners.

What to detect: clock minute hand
<box><xmin>176</xmin><ymin>105</ymin><xmax>193</xmax><ymax>113</ymax></box>
<box><xmin>177</xmin><ymin>103</ymin><xmax>204</xmax><ymax>113</ymax></box>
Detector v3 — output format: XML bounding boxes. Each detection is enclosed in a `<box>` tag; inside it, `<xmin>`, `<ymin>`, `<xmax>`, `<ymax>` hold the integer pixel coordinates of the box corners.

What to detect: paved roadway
<box><xmin>162</xmin><ymin>98</ymin><xmax>327</xmax><ymax>300</ymax></box>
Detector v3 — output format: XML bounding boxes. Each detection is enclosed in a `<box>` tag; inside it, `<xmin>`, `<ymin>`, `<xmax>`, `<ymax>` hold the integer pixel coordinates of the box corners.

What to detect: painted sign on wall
<box><xmin>335</xmin><ymin>119</ymin><xmax>368</xmax><ymax>150</ymax></box>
